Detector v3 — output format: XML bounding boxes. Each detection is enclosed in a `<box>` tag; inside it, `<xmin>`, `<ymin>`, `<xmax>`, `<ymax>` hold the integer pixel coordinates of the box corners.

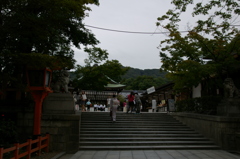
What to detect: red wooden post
<box><xmin>27</xmin><ymin>138</ymin><xmax>32</xmax><ymax>159</ymax></box>
<box><xmin>0</xmin><ymin>146</ymin><xmax>3</xmax><ymax>159</ymax></box>
<box><xmin>26</xmin><ymin>67</ymin><xmax>52</xmax><ymax>136</ymax></box>
<box><xmin>45</xmin><ymin>133</ymin><xmax>50</xmax><ymax>153</ymax></box>
<box><xmin>31</xmin><ymin>91</ymin><xmax>49</xmax><ymax>135</ymax></box>
<box><xmin>37</xmin><ymin>135</ymin><xmax>42</xmax><ymax>156</ymax></box>
<box><xmin>14</xmin><ymin>143</ymin><xmax>19</xmax><ymax>159</ymax></box>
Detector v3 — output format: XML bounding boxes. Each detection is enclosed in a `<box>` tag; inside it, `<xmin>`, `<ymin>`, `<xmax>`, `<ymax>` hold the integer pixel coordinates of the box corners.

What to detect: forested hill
<box><xmin>122</xmin><ymin>68</ymin><xmax>167</xmax><ymax>79</ymax></box>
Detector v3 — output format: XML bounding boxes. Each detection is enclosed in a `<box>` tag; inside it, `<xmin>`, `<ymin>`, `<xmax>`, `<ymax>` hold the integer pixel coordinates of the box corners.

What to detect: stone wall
<box><xmin>9</xmin><ymin>93</ymin><xmax>79</xmax><ymax>153</ymax></box>
<box><xmin>171</xmin><ymin>113</ymin><xmax>240</xmax><ymax>152</ymax></box>
<box><xmin>217</xmin><ymin>99</ymin><xmax>240</xmax><ymax>117</ymax></box>
<box><xmin>42</xmin><ymin>93</ymin><xmax>75</xmax><ymax>114</ymax></box>
<box><xmin>41</xmin><ymin>114</ymin><xmax>81</xmax><ymax>153</ymax></box>
<box><xmin>17</xmin><ymin>110</ymin><xmax>80</xmax><ymax>154</ymax></box>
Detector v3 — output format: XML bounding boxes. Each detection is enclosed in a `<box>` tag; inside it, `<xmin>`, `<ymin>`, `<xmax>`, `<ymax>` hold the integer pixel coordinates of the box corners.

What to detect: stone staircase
<box><xmin>79</xmin><ymin>112</ymin><xmax>219</xmax><ymax>150</ymax></box>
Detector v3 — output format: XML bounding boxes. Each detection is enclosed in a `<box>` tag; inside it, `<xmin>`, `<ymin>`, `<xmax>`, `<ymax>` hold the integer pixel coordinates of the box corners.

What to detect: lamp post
<box><xmin>26</xmin><ymin>67</ymin><xmax>52</xmax><ymax>135</ymax></box>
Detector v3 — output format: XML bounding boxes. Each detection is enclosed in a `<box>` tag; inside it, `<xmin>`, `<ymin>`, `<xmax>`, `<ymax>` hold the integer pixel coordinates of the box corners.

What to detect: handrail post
<box><xmin>14</xmin><ymin>142</ymin><xmax>19</xmax><ymax>159</ymax></box>
<box><xmin>45</xmin><ymin>133</ymin><xmax>50</xmax><ymax>153</ymax></box>
<box><xmin>37</xmin><ymin>135</ymin><xmax>41</xmax><ymax>156</ymax></box>
<box><xmin>27</xmin><ymin>137</ymin><xmax>32</xmax><ymax>159</ymax></box>
<box><xmin>0</xmin><ymin>145</ymin><xmax>3</xmax><ymax>159</ymax></box>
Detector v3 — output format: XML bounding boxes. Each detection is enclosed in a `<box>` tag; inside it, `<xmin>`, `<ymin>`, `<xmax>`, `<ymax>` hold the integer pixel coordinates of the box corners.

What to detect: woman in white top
<box><xmin>81</xmin><ymin>91</ymin><xmax>87</xmax><ymax>112</ymax></box>
<box><xmin>94</xmin><ymin>103</ymin><xmax>98</xmax><ymax>111</ymax></box>
<box><xmin>110</xmin><ymin>94</ymin><xmax>120</xmax><ymax>122</ymax></box>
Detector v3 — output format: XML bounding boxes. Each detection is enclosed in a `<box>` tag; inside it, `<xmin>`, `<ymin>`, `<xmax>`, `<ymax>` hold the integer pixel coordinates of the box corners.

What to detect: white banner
<box><xmin>147</xmin><ymin>86</ymin><xmax>155</xmax><ymax>94</ymax></box>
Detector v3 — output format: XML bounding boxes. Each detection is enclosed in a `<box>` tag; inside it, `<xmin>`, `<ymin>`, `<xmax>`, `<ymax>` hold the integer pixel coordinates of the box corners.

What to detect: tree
<box><xmin>122</xmin><ymin>75</ymin><xmax>168</xmax><ymax>90</ymax></box>
<box><xmin>122</xmin><ymin>68</ymin><xmax>167</xmax><ymax>79</ymax></box>
<box><xmin>156</xmin><ymin>0</ymin><xmax>240</xmax><ymax>90</ymax></box>
<box><xmin>0</xmin><ymin>0</ymin><xmax>100</xmax><ymax>91</ymax></box>
<box><xmin>73</xmin><ymin>49</ymin><xmax>130</xmax><ymax>90</ymax></box>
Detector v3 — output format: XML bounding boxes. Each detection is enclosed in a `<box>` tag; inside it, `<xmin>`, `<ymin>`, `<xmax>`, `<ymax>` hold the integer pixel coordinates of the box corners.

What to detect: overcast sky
<box><xmin>73</xmin><ymin>0</ymin><xmax>193</xmax><ymax>70</ymax></box>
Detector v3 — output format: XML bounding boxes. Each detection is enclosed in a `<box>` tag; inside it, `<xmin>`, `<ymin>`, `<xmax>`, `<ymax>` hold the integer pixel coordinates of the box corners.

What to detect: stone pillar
<box><xmin>42</xmin><ymin>93</ymin><xmax>80</xmax><ymax>153</ymax></box>
<box><xmin>41</xmin><ymin>114</ymin><xmax>80</xmax><ymax>153</ymax></box>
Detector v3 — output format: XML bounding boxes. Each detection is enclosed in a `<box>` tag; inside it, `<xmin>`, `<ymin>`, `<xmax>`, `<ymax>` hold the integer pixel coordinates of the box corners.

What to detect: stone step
<box><xmin>81</xmin><ymin>125</ymin><xmax>189</xmax><ymax>128</ymax></box>
<box><xmin>79</xmin><ymin>112</ymin><xmax>219</xmax><ymax>150</ymax></box>
<box><xmin>82</xmin><ymin>116</ymin><xmax>175</xmax><ymax>118</ymax></box>
<box><xmin>81</xmin><ymin>121</ymin><xmax>179</xmax><ymax>123</ymax></box>
<box><xmin>79</xmin><ymin>145</ymin><xmax>220</xmax><ymax>150</ymax></box>
<box><xmin>81</xmin><ymin>121</ymin><xmax>182</xmax><ymax>127</ymax></box>
<box><xmin>80</xmin><ymin>130</ymin><xmax>197</xmax><ymax>135</ymax></box>
<box><xmin>81</xmin><ymin>113</ymin><xmax>174</xmax><ymax>118</ymax></box>
<box><xmin>79</xmin><ymin>141</ymin><xmax>216</xmax><ymax>146</ymax></box>
<box><xmin>80</xmin><ymin>137</ymin><xmax>210</xmax><ymax>141</ymax></box>
<box><xmin>80</xmin><ymin>133</ymin><xmax>205</xmax><ymax>138</ymax></box>
<box><xmin>80</xmin><ymin>127</ymin><xmax>193</xmax><ymax>131</ymax></box>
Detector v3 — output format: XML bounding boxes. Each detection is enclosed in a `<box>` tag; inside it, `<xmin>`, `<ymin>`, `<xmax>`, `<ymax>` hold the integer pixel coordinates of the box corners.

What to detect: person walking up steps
<box><xmin>127</xmin><ymin>91</ymin><xmax>135</xmax><ymax>113</ymax></box>
<box><xmin>110</xmin><ymin>94</ymin><xmax>120</xmax><ymax>122</ymax></box>
<box><xmin>134</xmin><ymin>91</ymin><xmax>142</xmax><ymax>114</ymax></box>
<box><xmin>80</xmin><ymin>91</ymin><xmax>87</xmax><ymax>112</ymax></box>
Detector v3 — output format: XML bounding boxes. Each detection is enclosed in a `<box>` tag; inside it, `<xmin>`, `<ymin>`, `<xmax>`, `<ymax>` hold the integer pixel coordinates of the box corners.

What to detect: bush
<box><xmin>0</xmin><ymin>119</ymin><xmax>19</xmax><ymax>147</ymax></box>
<box><xmin>176</xmin><ymin>96</ymin><xmax>222</xmax><ymax>115</ymax></box>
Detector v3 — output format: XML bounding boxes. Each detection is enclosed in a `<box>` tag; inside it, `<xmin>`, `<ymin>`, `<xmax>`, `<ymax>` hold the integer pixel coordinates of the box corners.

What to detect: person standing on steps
<box><xmin>110</xmin><ymin>94</ymin><xmax>120</xmax><ymax>122</ymax></box>
<box><xmin>80</xmin><ymin>91</ymin><xmax>87</xmax><ymax>112</ymax></box>
<box><xmin>134</xmin><ymin>91</ymin><xmax>142</xmax><ymax>114</ymax></box>
<box><xmin>106</xmin><ymin>96</ymin><xmax>111</xmax><ymax>111</ymax></box>
<box><xmin>127</xmin><ymin>91</ymin><xmax>135</xmax><ymax>113</ymax></box>
<box><xmin>86</xmin><ymin>99</ymin><xmax>91</xmax><ymax>111</ymax></box>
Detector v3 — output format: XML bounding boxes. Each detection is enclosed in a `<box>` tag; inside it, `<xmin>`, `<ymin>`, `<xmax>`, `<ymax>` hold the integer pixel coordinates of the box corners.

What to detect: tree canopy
<box><xmin>122</xmin><ymin>75</ymin><xmax>168</xmax><ymax>90</ymax></box>
<box><xmin>0</xmin><ymin>0</ymin><xmax>100</xmax><ymax>91</ymax></box>
<box><xmin>122</xmin><ymin>68</ymin><xmax>167</xmax><ymax>79</ymax></box>
<box><xmin>73</xmin><ymin>49</ymin><xmax>130</xmax><ymax>91</ymax></box>
<box><xmin>156</xmin><ymin>0</ymin><xmax>240</xmax><ymax>90</ymax></box>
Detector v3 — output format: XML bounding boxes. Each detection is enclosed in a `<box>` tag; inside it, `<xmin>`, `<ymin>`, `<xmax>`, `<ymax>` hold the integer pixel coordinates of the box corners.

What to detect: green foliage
<box><xmin>0</xmin><ymin>120</ymin><xmax>19</xmax><ymax>147</ymax></box>
<box><xmin>117</xmin><ymin>94</ymin><xmax>125</xmax><ymax>103</ymax></box>
<box><xmin>73</xmin><ymin>60</ymin><xmax>129</xmax><ymax>91</ymax></box>
<box><xmin>84</xmin><ymin>47</ymin><xmax>109</xmax><ymax>65</ymax></box>
<box><xmin>0</xmin><ymin>0</ymin><xmax>99</xmax><ymax>54</ymax></box>
<box><xmin>122</xmin><ymin>75</ymin><xmax>169</xmax><ymax>90</ymax></box>
<box><xmin>122</xmin><ymin>68</ymin><xmax>167</xmax><ymax>79</ymax></box>
<box><xmin>121</xmin><ymin>68</ymin><xmax>169</xmax><ymax>90</ymax></box>
<box><xmin>176</xmin><ymin>96</ymin><xmax>222</xmax><ymax>114</ymax></box>
<box><xmin>0</xmin><ymin>0</ymin><xmax>100</xmax><ymax>90</ymax></box>
<box><xmin>157</xmin><ymin>0</ymin><xmax>240</xmax><ymax>91</ymax></box>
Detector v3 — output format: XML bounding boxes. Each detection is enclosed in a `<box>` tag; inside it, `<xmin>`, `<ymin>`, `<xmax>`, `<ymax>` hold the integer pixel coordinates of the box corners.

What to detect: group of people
<box><xmin>109</xmin><ymin>91</ymin><xmax>142</xmax><ymax>123</ymax></box>
<box><xmin>126</xmin><ymin>91</ymin><xmax>142</xmax><ymax>114</ymax></box>
<box><xmin>93</xmin><ymin>103</ymin><xmax>106</xmax><ymax>111</ymax></box>
<box><xmin>73</xmin><ymin>91</ymin><xmax>142</xmax><ymax>123</ymax></box>
<box><xmin>73</xmin><ymin>91</ymin><xmax>110</xmax><ymax>112</ymax></box>
<box><xmin>73</xmin><ymin>91</ymin><xmax>88</xmax><ymax>111</ymax></box>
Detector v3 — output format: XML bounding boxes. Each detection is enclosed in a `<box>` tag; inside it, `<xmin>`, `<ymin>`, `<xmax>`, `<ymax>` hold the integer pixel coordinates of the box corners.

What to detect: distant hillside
<box><xmin>69</xmin><ymin>67</ymin><xmax>167</xmax><ymax>81</ymax></box>
<box><xmin>122</xmin><ymin>68</ymin><xmax>167</xmax><ymax>79</ymax></box>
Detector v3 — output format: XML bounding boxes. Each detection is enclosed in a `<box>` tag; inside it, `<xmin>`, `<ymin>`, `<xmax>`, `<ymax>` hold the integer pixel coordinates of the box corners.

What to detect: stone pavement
<box><xmin>55</xmin><ymin>150</ymin><xmax>240</xmax><ymax>159</ymax></box>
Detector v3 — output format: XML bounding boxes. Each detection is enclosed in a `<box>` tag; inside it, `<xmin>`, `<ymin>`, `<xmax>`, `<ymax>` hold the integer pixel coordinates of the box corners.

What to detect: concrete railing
<box><xmin>170</xmin><ymin>112</ymin><xmax>240</xmax><ymax>152</ymax></box>
<box><xmin>41</xmin><ymin>114</ymin><xmax>81</xmax><ymax>153</ymax></box>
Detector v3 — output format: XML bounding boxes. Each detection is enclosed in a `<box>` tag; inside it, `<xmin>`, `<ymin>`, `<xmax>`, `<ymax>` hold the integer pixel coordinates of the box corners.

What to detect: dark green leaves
<box><xmin>156</xmin><ymin>0</ymin><xmax>240</xmax><ymax>90</ymax></box>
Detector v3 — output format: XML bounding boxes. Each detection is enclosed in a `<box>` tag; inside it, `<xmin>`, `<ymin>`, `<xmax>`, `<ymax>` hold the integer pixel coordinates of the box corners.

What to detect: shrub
<box><xmin>0</xmin><ymin>119</ymin><xmax>19</xmax><ymax>147</ymax></box>
<box><xmin>176</xmin><ymin>96</ymin><xmax>222</xmax><ymax>115</ymax></box>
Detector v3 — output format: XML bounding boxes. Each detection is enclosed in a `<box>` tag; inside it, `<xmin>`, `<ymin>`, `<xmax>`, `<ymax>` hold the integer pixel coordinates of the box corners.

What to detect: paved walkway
<box><xmin>56</xmin><ymin>150</ymin><xmax>240</xmax><ymax>159</ymax></box>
